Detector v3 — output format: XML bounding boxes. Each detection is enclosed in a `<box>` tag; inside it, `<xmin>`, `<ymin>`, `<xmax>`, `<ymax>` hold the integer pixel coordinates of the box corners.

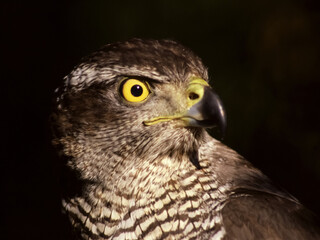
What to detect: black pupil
<box><xmin>131</xmin><ymin>85</ymin><xmax>143</xmax><ymax>97</ymax></box>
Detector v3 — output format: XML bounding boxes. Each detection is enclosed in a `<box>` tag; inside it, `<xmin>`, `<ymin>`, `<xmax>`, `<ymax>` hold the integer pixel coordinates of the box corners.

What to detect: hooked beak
<box><xmin>186</xmin><ymin>86</ymin><xmax>226</xmax><ymax>135</ymax></box>
<box><xmin>143</xmin><ymin>78</ymin><xmax>226</xmax><ymax>135</ymax></box>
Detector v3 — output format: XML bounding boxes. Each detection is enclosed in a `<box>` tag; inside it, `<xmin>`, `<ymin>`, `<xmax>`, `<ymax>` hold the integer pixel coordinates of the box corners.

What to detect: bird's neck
<box><xmin>62</xmin><ymin>133</ymin><xmax>231</xmax><ymax>239</ymax></box>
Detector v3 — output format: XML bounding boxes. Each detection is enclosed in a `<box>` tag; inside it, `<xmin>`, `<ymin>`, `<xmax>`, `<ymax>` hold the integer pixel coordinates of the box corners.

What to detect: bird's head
<box><xmin>51</xmin><ymin>39</ymin><xmax>226</xmax><ymax>184</ymax></box>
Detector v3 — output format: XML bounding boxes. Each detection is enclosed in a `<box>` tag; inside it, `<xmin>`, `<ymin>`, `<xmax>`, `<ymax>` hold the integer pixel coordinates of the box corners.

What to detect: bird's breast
<box><xmin>63</xmin><ymin>157</ymin><xmax>231</xmax><ymax>239</ymax></box>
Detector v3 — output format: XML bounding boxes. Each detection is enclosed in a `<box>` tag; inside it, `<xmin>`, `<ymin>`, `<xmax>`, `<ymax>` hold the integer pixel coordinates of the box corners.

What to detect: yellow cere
<box><xmin>121</xmin><ymin>79</ymin><xmax>150</xmax><ymax>102</ymax></box>
<box><xmin>186</xmin><ymin>78</ymin><xmax>209</xmax><ymax>107</ymax></box>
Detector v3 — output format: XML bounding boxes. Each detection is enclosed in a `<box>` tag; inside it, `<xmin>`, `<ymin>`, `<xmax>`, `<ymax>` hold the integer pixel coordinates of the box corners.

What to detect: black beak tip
<box><xmin>218</xmin><ymin>111</ymin><xmax>227</xmax><ymax>140</ymax></box>
<box><xmin>186</xmin><ymin>86</ymin><xmax>227</xmax><ymax>140</ymax></box>
<box><xmin>204</xmin><ymin>87</ymin><xmax>227</xmax><ymax>140</ymax></box>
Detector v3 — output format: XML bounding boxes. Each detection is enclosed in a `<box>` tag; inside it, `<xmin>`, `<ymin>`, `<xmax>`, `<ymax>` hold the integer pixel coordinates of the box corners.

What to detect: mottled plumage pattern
<box><xmin>52</xmin><ymin>39</ymin><xmax>320</xmax><ymax>239</ymax></box>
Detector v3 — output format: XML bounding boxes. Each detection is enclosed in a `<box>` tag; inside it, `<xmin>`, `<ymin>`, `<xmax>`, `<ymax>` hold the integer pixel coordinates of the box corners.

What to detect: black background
<box><xmin>2</xmin><ymin>1</ymin><xmax>320</xmax><ymax>239</ymax></box>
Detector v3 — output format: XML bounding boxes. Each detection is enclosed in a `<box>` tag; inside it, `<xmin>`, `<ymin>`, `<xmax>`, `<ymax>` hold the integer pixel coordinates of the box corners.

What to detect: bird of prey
<box><xmin>51</xmin><ymin>38</ymin><xmax>320</xmax><ymax>240</ymax></box>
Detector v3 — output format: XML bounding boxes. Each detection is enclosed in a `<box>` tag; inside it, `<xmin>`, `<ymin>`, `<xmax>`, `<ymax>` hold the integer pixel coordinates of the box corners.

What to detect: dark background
<box><xmin>2</xmin><ymin>1</ymin><xmax>320</xmax><ymax>239</ymax></box>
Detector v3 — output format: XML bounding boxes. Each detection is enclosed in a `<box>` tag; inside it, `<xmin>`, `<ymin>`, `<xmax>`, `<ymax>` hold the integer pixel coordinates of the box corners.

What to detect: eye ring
<box><xmin>121</xmin><ymin>79</ymin><xmax>150</xmax><ymax>102</ymax></box>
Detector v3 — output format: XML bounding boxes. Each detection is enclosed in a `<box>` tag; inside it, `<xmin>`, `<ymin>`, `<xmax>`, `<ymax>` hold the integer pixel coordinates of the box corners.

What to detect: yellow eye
<box><xmin>121</xmin><ymin>79</ymin><xmax>150</xmax><ymax>102</ymax></box>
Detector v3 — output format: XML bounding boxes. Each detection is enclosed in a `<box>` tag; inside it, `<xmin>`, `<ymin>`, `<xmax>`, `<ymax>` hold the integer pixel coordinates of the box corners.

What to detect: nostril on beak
<box><xmin>189</xmin><ymin>92</ymin><xmax>199</xmax><ymax>100</ymax></box>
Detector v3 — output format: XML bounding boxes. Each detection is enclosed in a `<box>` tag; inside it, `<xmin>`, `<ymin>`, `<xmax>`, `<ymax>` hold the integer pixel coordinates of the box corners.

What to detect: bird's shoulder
<box><xmin>221</xmin><ymin>190</ymin><xmax>320</xmax><ymax>240</ymax></box>
<box><xmin>200</xmin><ymin>136</ymin><xmax>320</xmax><ymax>240</ymax></box>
